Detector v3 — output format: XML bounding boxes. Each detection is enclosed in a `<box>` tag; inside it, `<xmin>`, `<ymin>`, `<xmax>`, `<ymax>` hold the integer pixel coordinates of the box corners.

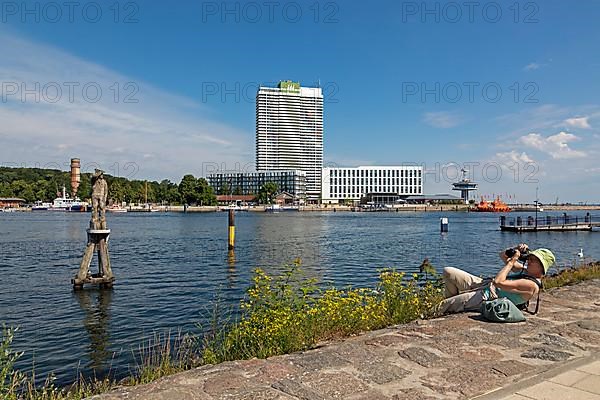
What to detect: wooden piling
<box><xmin>228</xmin><ymin>209</ymin><xmax>235</xmax><ymax>250</ymax></box>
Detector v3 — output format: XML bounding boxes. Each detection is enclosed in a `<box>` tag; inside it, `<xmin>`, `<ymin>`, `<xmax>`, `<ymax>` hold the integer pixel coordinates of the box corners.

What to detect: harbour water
<box><xmin>0</xmin><ymin>210</ymin><xmax>598</xmax><ymax>385</ymax></box>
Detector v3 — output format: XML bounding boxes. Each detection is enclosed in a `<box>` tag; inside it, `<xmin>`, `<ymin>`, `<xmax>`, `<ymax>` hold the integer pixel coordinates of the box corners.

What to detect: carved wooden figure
<box><xmin>73</xmin><ymin>169</ymin><xmax>115</xmax><ymax>289</ymax></box>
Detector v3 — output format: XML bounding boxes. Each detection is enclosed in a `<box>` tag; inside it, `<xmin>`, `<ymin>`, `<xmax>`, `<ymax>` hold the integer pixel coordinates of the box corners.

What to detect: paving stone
<box><xmin>398</xmin><ymin>347</ymin><xmax>441</xmax><ymax>367</ymax></box>
<box><xmin>576</xmin><ymin>320</ymin><xmax>600</xmax><ymax>332</ymax></box>
<box><xmin>289</xmin><ymin>349</ymin><xmax>350</xmax><ymax>371</ymax></box>
<box><xmin>390</xmin><ymin>389</ymin><xmax>438</xmax><ymax>400</ymax></box>
<box><xmin>521</xmin><ymin>347</ymin><xmax>575</xmax><ymax>361</ymax></box>
<box><xmin>573</xmin><ymin>374</ymin><xmax>600</xmax><ymax>395</ymax></box>
<box><xmin>356</xmin><ymin>362</ymin><xmax>410</xmax><ymax>384</ymax></box>
<box><xmin>301</xmin><ymin>371</ymin><xmax>370</xmax><ymax>399</ymax></box>
<box><xmin>271</xmin><ymin>378</ymin><xmax>326</xmax><ymax>400</ymax></box>
<box><xmin>202</xmin><ymin>371</ymin><xmax>252</xmax><ymax>396</ymax></box>
<box><xmin>577</xmin><ymin>360</ymin><xmax>600</xmax><ymax>376</ymax></box>
<box><xmin>253</xmin><ymin>360</ymin><xmax>300</xmax><ymax>384</ymax></box>
<box><xmin>364</xmin><ymin>334</ymin><xmax>406</xmax><ymax>347</ymax></box>
<box><xmin>549</xmin><ymin>370</ymin><xmax>590</xmax><ymax>386</ymax></box>
<box><xmin>227</xmin><ymin>387</ymin><xmax>297</xmax><ymax>400</ymax></box>
<box><xmin>490</xmin><ymin>360</ymin><xmax>535</xmax><ymax>377</ymax></box>
<box><xmin>523</xmin><ymin>333</ymin><xmax>583</xmax><ymax>351</ymax></box>
<box><xmin>517</xmin><ymin>380</ymin><xmax>600</xmax><ymax>400</ymax></box>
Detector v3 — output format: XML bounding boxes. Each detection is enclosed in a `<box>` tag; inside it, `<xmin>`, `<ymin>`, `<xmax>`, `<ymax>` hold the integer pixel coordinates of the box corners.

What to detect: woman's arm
<box><xmin>499</xmin><ymin>251</ymin><xmax>525</xmax><ymax>273</ymax></box>
<box><xmin>493</xmin><ymin>251</ymin><xmax>538</xmax><ymax>299</ymax></box>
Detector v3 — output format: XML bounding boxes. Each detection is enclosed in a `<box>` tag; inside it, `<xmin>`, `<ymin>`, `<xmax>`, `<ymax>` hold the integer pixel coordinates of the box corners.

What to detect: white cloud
<box><xmin>523</xmin><ymin>62</ymin><xmax>541</xmax><ymax>71</ymax></box>
<box><xmin>422</xmin><ymin>111</ymin><xmax>463</xmax><ymax>128</ymax></box>
<box><xmin>519</xmin><ymin>132</ymin><xmax>586</xmax><ymax>159</ymax></box>
<box><xmin>495</xmin><ymin>150</ymin><xmax>534</xmax><ymax>165</ymax></box>
<box><xmin>564</xmin><ymin>116</ymin><xmax>591</xmax><ymax>129</ymax></box>
<box><xmin>0</xmin><ymin>32</ymin><xmax>253</xmax><ymax>181</ymax></box>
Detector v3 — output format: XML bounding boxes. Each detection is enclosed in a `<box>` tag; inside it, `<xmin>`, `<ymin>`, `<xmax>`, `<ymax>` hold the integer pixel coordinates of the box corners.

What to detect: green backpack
<box><xmin>480</xmin><ymin>298</ymin><xmax>526</xmax><ymax>323</ymax></box>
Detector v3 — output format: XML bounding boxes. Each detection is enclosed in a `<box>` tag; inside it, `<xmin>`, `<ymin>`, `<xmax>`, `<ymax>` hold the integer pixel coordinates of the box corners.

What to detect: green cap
<box><xmin>529</xmin><ymin>248</ymin><xmax>555</xmax><ymax>274</ymax></box>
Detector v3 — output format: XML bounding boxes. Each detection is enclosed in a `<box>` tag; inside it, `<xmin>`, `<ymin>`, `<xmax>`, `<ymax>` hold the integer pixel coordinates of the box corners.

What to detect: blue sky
<box><xmin>1</xmin><ymin>0</ymin><xmax>599</xmax><ymax>202</ymax></box>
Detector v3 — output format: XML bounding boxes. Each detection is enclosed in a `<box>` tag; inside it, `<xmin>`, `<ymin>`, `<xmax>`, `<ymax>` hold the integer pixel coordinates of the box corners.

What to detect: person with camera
<box><xmin>438</xmin><ymin>243</ymin><xmax>555</xmax><ymax>314</ymax></box>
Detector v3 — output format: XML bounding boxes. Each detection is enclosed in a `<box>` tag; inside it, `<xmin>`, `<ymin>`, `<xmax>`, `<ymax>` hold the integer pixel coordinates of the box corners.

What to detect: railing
<box><xmin>500</xmin><ymin>213</ymin><xmax>597</xmax><ymax>227</ymax></box>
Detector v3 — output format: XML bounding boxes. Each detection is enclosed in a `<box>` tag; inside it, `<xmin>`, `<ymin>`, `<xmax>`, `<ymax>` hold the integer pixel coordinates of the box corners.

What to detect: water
<box><xmin>0</xmin><ymin>210</ymin><xmax>598</xmax><ymax>385</ymax></box>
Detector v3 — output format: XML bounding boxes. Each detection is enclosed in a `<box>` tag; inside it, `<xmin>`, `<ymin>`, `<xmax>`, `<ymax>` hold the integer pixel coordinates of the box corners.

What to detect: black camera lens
<box><xmin>505</xmin><ymin>248</ymin><xmax>516</xmax><ymax>258</ymax></box>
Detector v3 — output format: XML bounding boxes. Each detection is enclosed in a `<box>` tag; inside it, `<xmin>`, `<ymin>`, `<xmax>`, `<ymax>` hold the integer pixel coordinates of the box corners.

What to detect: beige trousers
<box><xmin>438</xmin><ymin>267</ymin><xmax>488</xmax><ymax>314</ymax></box>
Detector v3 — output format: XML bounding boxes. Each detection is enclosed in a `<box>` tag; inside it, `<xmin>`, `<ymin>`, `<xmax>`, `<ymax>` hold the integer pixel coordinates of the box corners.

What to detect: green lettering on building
<box><xmin>278</xmin><ymin>80</ymin><xmax>300</xmax><ymax>93</ymax></box>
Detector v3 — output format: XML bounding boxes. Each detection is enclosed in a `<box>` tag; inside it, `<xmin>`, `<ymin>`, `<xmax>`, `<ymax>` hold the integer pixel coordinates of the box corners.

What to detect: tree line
<box><xmin>0</xmin><ymin>167</ymin><xmax>281</xmax><ymax>205</ymax></box>
<box><xmin>0</xmin><ymin>167</ymin><xmax>217</xmax><ymax>206</ymax></box>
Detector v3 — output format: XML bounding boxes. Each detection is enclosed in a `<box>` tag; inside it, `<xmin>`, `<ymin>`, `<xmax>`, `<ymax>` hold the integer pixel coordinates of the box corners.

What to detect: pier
<box><xmin>500</xmin><ymin>213</ymin><xmax>600</xmax><ymax>232</ymax></box>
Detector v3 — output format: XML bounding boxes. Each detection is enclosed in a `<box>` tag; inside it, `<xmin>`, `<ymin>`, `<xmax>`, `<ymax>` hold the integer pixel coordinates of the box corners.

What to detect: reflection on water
<box><xmin>227</xmin><ymin>249</ymin><xmax>236</xmax><ymax>288</ymax></box>
<box><xmin>0</xmin><ymin>210</ymin><xmax>598</xmax><ymax>386</ymax></box>
<box><xmin>73</xmin><ymin>289</ymin><xmax>113</xmax><ymax>375</ymax></box>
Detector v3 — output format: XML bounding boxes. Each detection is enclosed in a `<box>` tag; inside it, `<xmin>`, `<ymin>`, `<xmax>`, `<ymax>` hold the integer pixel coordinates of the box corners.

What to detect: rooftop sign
<box><xmin>278</xmin><ymin>80</ymin><xmax>300</xmax><ymax>93</ymax></box>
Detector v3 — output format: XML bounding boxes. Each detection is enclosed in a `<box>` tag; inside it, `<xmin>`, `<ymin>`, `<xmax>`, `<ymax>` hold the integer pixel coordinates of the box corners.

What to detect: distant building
<box><xmin>207</xmin><ymin>170</ymin><xmax>307</xmax><ymax>202</ymax></box>
<box><xmin>0</xmin><ymin>198</ymin><xmax>25</xmax><ymax>208</ymax></box>
<box><xmin>256</xmin><ymin>81</ymin><xmax>323</xmax><ymax>202</ymax></box>
<box><xmin>215</xmin><ymin>195</ymin><xmax>255</xmax><ymax>205</ymax></box>
<box><xmin>405</xmin><ymin>194</ymin><xmax>463</xmax><ymax>204</ymax></box>
<box><xmin>321</xmin><ymin>166</ymin><xmax>423</xmax><ymax>204</ymax></box>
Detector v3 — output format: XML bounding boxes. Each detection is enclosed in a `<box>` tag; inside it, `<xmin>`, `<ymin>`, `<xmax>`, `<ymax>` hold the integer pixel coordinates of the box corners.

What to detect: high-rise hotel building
<box><xmin>256</xmin><ymin>81</ymin><xmax>323</xmax><ymax>202</ymax></box>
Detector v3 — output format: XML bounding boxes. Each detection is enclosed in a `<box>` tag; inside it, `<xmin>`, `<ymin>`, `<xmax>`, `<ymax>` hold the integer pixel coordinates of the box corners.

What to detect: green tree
<box><xmin>257</xmin><ymin>182</ymin><xmax>278</xmax><ymax>204</ymax></box>
<box><xmin>197</xmin><ymin>177</ymin><xmax>217</xmax><ymax>206</ymax></box>
<box><xmin>179</xmin><ymin>174</ymin><xmax>198</xmax><ymax>205</ymax></box>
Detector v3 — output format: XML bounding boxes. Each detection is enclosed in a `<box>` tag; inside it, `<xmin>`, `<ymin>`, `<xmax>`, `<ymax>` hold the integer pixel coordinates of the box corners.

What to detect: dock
<box><xmin>500</xmin><ymin>213</ymin><xmax>600</xmax><ymax>232</ymax></box>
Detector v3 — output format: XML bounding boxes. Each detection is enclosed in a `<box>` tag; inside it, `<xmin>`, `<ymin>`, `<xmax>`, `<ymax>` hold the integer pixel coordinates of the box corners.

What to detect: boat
<box><xmin>32</xmin><ymin>201</ymin><xmax>52</xmax><ymax>211</ymax></box>
<box><xmin>48</xmin><ymin>186</ymin><xmax>88</xmax><ymax>212</ymax></box>
<box><xmin>474</xmin><ymin>197</ymin><xmax>511</xmax><ymax>212</ymax></box>
<box><xmin>280</xmin><ymin>205</ymin><xmax>300</xmax><ymax>211</ymax></box>
<box><xmin>107</xmin><ymin>205</ymin><xmax>128</xmax><ymax>213</ymax></box>
<box><xmin>265</xmin><ymin>204</ymin><xmax>281</xmax><ymax>213</ymax></box>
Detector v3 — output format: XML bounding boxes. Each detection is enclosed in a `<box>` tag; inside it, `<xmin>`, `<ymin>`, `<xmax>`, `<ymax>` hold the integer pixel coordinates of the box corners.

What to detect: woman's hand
<box><xmin>510</xmin><ymin>249</ymin><xmax>521</xmax><ymax>263</ymax></box>
<box><xmin>517</xmin><ymin>243</ymin><xmax>529</xmax><ymax>253</ymax></box>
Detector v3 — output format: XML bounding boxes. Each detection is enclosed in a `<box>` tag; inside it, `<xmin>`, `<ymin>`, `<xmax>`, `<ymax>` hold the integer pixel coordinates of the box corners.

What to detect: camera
<box><xmin>505</xmin><ymin>247</ymin><xmax>529</xmax><ymax>262</ymax></box>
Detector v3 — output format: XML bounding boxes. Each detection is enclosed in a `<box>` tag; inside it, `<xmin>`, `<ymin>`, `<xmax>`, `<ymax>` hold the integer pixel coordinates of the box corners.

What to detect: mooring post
<box><xmin>228</xmin><ymin>208</ymin><xmax>235</xmax><ymax>250</ymax></box>
<box><xmin>440</xmin><ymin>217</ymin><xmax>449</xmax><ymax>233</ymax></box>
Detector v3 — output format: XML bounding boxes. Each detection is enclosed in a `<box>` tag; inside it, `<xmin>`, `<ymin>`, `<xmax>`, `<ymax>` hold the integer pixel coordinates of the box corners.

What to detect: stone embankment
<box><xmin>93</xmin><ymin>280</ymin><xmax>600</xmax><ymax>400</ymax></box>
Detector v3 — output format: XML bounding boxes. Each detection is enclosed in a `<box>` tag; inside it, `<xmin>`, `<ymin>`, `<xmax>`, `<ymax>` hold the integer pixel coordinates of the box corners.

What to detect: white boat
<box><xmin>48</xmin><ymin>186</ymin><xmax>88</xmax><ymax>212</ymax></box>
<box><xmin>265</xmin><ymin>204</ymin><xmax>281</xmax><ymax>213</ymax></box>
<box><xmin>107</xmin><ymin>205</ymin><xmax>128</xmax><ymax>213</ymax></box>
<box><xmin>32</xmin><ymin>201</ymin><xmax>52</xmax><ymax>211</ymax></box>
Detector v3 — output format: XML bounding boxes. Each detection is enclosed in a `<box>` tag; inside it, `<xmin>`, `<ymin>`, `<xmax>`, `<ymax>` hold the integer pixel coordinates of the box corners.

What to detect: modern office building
<box><xmin>321</xmin><ymin>166</ymin><xmax>423</xmax><ymax>204</ymax></box>
<box><xmin>256</xmin><ymin>81</ymin><xmax>323</xmax><ymax>202</ymax></box>
<box><xmin>207</xmin><ymin>170</ymin><xmax>307</xmax><ymax>201</ymax></box>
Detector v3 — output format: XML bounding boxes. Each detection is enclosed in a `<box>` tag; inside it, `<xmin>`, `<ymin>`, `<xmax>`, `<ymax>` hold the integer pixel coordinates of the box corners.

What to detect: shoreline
<box><xmin>5</xmin><ymin>204</ymin><xmax>600</xmax><ymax>213</ymax></box>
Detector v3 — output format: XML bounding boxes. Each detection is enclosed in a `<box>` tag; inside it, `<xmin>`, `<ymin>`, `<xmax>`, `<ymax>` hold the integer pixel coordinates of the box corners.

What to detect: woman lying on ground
<box><xmin>438</xmin><ymin>243</ymin><xmax>555</xmax><ymax>314</ymax></box>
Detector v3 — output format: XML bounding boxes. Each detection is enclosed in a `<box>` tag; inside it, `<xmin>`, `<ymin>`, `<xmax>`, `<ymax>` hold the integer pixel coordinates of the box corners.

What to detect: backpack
<box><xmin>480</xmin><ymin>298</ymin><xmax>526</xmax><ymax>323</ymax></box>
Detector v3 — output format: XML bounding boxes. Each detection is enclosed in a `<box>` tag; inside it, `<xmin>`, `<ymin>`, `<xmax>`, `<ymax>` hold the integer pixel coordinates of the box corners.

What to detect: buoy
<box><xmin>440</xmin><ymin>217</ymin><xmax>449</xmax><ymax>232</ymax></box>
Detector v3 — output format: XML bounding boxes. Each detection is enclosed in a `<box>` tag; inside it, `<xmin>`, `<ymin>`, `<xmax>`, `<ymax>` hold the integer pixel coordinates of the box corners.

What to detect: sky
<box><xmin>1</xmin><ymin>0</ymin><xmax>599</xmax><ymax>203</ymax></box>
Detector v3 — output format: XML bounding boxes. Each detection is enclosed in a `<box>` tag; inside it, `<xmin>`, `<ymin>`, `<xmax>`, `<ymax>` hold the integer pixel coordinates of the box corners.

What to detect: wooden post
<box><xmin>73</xmin><ymin>229</ymin><xmax>114</xmax><ymax>289</ymax></box>
<box><xmin>228</xmin><ymin>209</ymin><xmax>235</xmax><ymax>250</ymax></box>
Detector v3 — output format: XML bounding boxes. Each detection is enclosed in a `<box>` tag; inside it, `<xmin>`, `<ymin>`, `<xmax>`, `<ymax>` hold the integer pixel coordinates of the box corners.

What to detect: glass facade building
<box><xmin>207</xmin><ymin>170</ymin><xmax>307</xmax><ymax>200</ymax></box>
